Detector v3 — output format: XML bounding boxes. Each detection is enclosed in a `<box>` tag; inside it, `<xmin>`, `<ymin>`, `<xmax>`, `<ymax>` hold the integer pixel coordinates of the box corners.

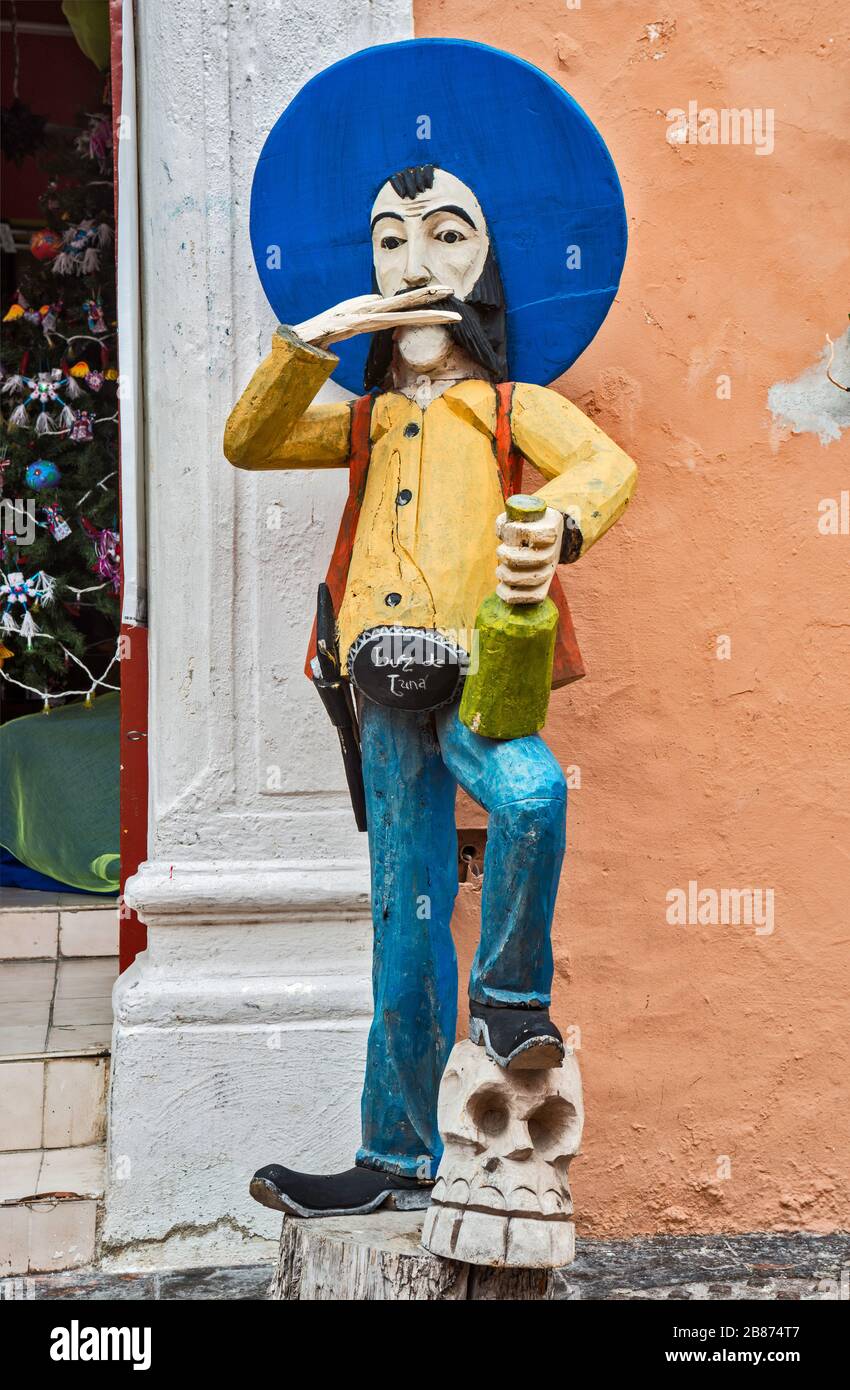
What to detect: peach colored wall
<box><xmin>420</xmin><ymin>1</ymin><xmax>850</xmax><ymax>1234</ymax></box>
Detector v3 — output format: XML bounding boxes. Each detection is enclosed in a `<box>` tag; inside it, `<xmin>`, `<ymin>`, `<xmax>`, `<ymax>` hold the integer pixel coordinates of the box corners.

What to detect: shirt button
<box><xmin>396</xmin><ymin>489</ymin><xmax>412</xmax><ymax>506</ymax></box>
<box><xmin>385</xmin><ymin>592</ymin><xmax>402</xmax><ymax>607</ymax></box>
<box><xmin>403</xmin><ymin>422</ymin><xmax>420</xmax><ymax>438</ymax></box>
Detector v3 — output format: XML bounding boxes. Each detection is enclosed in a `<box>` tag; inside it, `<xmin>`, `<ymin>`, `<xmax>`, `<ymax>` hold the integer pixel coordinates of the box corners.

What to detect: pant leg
<box><xmin>356</xmin><ymin>700</ymin><xmax>459</xmax><ymax>1179</ymax></box>
<box><xmin>435</xmin><ymin>704</ymin><xmax>567</xmax><ymax>1008</ymax></box>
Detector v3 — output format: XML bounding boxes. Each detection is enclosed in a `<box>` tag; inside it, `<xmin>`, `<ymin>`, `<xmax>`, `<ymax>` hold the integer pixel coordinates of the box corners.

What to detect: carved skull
<box><xmin>421</xmin><ymin>1039</ymin><xmax>583</xmax><ymax>1268</ymax></box>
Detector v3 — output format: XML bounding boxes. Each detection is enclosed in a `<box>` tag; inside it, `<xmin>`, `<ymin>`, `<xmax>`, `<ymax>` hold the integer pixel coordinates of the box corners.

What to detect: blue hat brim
<box><xmin>250</xmin><ymin>38</ymin><xmax>627</xmax><ymax>391</ymax></box>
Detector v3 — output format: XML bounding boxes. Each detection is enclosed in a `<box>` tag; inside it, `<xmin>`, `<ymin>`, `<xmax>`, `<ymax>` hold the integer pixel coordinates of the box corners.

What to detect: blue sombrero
<box><xmin>250</xmin><ymin>38</ymin><xmax>626</xmax><ymax>392</ymax></box>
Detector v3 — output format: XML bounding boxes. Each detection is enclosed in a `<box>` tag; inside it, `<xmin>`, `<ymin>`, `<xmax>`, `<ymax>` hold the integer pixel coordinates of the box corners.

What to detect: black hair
<box><xmin>388</xmin><ymin>164</ymin><xmax>437</xmax><ymax>198</ymax></box>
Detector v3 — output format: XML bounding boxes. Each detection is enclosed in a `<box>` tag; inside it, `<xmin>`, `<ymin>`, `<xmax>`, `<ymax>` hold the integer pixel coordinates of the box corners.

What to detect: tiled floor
<box><xmin>0</xmin><ymin>957</ymin><xmax>118</xmax><ymax>1057</ymax></box>
<box><xmin>0</xmin><ymin>889</ymin><xmax>119</xmax><ymax>962</ymax></box>
<box><xmin>0</xmin><ymin>1145</ymin><xmax>105</xmax><ymax>1202</ymax></box>
<box><xmin>1</xmin><ymin>1055</ymin><xmax>109</xmax><ymax>1153</ymax></box>
<box><xmin>1</xmin><ymin>889</ymin><xmax>119</xmax><ymax>1275</ymax></box>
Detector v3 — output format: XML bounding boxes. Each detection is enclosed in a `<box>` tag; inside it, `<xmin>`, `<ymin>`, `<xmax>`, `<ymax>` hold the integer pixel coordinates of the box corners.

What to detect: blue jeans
<box><xmin>355</xmin><ymin>701</ymin><xmax>567</xmax><ymax>1179</ymax></box>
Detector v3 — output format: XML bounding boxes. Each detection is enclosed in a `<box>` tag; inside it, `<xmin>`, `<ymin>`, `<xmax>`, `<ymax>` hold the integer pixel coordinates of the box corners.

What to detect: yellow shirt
<box><xmin>224</xmin><ymin>328</ymin><xmax>637</xmax><ymax>671</ymax></box>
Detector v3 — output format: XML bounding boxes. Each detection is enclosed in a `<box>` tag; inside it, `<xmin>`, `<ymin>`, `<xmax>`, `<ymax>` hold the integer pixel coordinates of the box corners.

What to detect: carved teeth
<box><xmin>471</xmin><ymin>1184</ymin><xmax>506</xmax><ymax>1209</ymax></box>
<box><xmin>423</xmin><ymin>1040</ymin><xmax>584</xmax><ymax>1266</ymax></box>
<box><xmin>506</xmin><ymin>1185</ymin><xmax>539</xmax><ymax>1213</ymax></box>
<box><xmin>541</xmin><ymin>1187</ymin><xmax>572</xmax><ymax>1215</ymax></box>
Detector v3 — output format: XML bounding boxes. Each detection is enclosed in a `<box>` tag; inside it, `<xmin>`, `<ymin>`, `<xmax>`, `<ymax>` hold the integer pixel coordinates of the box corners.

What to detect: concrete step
<box><xmin>5</xmin><ymin>1232</ymin><xmax>850</xmax><ymax>1301</ymax></box>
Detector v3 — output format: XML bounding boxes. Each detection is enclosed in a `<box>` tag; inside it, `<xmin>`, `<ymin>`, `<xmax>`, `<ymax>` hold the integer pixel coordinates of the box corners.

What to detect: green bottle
<box><xmin>459</xmin><ymin>495</ymin><xmax>558</xmax><ymax>740</ymax></box>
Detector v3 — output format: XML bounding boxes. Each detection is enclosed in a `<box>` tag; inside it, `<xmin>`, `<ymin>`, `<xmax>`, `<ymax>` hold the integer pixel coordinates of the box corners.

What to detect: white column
<box><xmin>105</xmin><ymin>0</ymin><xmax>412</xmax><ymax>1269</ymax></box>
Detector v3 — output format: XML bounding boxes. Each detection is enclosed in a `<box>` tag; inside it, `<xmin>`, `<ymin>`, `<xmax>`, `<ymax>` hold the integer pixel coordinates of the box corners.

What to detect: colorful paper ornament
<box><xmin>82</xmin><ymin>296</ymin><xmax>107</xmax><ymax>335</ymax></box>
<box><xmin>4</xmin><ymin>293</ymin><xmax>63</xmax><ymax>338</ymax></box>
<box><xmin>30</xmin><ymin>228</ymin><xmax>63</xmax><ymax>262</ymax></box>
<box><xmin>52</xmin><ymin>221</ymin><xmax>112</xmax><ymax>277</ymax></box>
<box><xmin>0</xmin><ymin>642</ymin><xmax>13</xmax><ymax>669</ymax></box>
<box><xmin>82</xmin><ymin>518</ymin><xmax>120</xmax><ymax>592</ymax></box>
<box><xmin>69</xmin><ymin>361</ymin><xmax>91</xmax><ymax>378</ymax></box>
<box><xmin>104</xmin><ymin>368</ymin><xmax>118</xmax><ymax>381</ymax></box>
<box><xmin>38</xmin><ymin>304</ymin><xmax>60</xmax><ymax>337</ymax></box>
<box><xmin>42</xmin><ymin>505</ymin><xmax>71</xmax><ymax>541</ymax></box>
<box><xmin>3</xmin><ymin>369</ymin><xmax>76</xmax><ymax>434</ymax></box>
<box><xmin>25</xmin><ymin>459</ymin><xmax>61</xmax><ymax>490</ymax></box>
<box><xmin>0</xmin><ymin>569</ymin><xmax>55</xmax><ymax>646</ymax></box>
<box><xmin>70</xmin><ymin>410</ymin><xmax>95</xmax><ymax>442</ymax></box>
<box><xmin>85</xmin><ymin>370</ymin><xmax>104</xmax><ymax>393</ymax></box>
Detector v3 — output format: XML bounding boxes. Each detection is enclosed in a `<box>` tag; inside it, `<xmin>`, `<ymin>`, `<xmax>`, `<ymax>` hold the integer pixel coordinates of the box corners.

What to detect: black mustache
<box><xmin>435</xmin><ymin>294</ymin><xmax>505</xmax><ymax>382</ymax></box>
<box><xmin>365</xmin><ymin>253</ymin><xmax>508</xmax><ymax>390</ymax></box>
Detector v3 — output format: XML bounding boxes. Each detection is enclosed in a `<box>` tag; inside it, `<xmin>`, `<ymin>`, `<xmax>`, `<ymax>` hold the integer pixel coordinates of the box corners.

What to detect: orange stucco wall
<box><xmin>423</xmin><ymin>2</ymin><xmax>850</xmax><ymax>1234</ymax></box>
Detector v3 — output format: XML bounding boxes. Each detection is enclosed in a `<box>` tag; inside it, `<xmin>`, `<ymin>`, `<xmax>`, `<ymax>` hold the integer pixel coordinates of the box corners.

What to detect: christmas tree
<box><xmin>1</xmin><ymin>105</ymin><xmax>119</xmax><ymax>710</ymax></box>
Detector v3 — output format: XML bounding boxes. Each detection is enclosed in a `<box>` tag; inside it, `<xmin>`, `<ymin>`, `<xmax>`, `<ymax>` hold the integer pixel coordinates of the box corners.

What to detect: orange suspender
<box><xmin>304</xmin><ymin>393</ymin><xmax>374</xmax><ymax>679</ymax></box>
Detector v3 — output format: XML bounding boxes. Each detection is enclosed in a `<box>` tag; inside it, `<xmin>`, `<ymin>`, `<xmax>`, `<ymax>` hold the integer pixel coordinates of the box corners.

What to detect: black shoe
<box><xmin>469</xmin><ymin>999</ymin><xmax>565</xmax><ymax>1069</ymax></box>
<box><xmin>249</xmin><ymin>1163</ymin><xmax>434</xmax><ymax>1218</ymax></box>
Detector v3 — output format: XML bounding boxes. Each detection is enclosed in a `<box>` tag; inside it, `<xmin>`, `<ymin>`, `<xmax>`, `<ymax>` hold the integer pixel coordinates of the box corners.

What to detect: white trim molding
<box><xmin>117</xmin><ymin>0</ymin><xmax>146</xmax><ymax>626</ymax></box>
<box><xmin>124</xmin><ymin>858</ymin><xmax>370</xmax><ymax>927</ymax></box>
<box><xmin>105</xmin><ymin>0</ymin><xmax>413</xmax><ymax>1269</ymax></box>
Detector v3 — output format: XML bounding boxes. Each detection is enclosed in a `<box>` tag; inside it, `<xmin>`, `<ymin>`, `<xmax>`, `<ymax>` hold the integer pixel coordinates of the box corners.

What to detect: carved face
<box><xmin>421</xmin><ymin>1040</ymin><xmax>584</xmax><ymax>1269</ymax></box>
<box><xmin>370</xmin><ymin>168</ymin><xmax>490</xmax><ymax>302</ymax></box>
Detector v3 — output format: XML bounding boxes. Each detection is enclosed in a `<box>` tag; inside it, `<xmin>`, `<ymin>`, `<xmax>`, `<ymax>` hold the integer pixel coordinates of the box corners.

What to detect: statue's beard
<box><xmin>394</xmin><ymin>323</ymin><xmax>455</xmax><ymax>374</ymax></box>
<box><xmin>363</xmin><ymin>252</ymin><xmax>508</xmax><ymax>390</ymax></box>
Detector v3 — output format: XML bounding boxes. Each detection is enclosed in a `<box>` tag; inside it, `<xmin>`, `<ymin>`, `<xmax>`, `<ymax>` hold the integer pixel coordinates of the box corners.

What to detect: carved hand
<box><xmin>494</xmin><ymin>507</ymin><xmax>565</xmax><ymax>605</ymax></box>
<box><xmin>294</xmin><ymin>285</ymin><xmax>461</xmax><ymax>350</ymax></box>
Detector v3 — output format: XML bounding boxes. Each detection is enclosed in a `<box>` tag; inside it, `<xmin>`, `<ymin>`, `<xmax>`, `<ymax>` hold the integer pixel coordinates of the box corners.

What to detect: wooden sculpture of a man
<box><xmin>224</xmin><ymin>40</ymin><xmax>636</xmax><ymax>1220</ymax></box>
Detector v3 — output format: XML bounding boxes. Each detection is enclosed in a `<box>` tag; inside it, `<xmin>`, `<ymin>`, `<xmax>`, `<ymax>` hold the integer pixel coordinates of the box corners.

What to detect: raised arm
<box><xmin>223</xmin><ymin>328</ymin><xmax>349</xmax><ymax>471</ymax></box>
<box><xmin>223</xmin><ymin>286</ymin><xmax>461</xmax><ymax>471</ymax></box>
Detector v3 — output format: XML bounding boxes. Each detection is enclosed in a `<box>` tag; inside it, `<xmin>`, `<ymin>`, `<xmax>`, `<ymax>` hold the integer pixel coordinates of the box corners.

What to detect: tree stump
<box><xmin>270</xmin><ymin>1213</ymin><xmax>557</xmax><ymax>1300</ymax></box>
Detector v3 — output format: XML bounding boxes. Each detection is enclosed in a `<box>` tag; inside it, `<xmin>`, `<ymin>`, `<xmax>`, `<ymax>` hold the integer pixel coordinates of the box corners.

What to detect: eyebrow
<box><xmin>370</xmin><ymin>211</ymin><xmax>404</xmax><ymax>233</ymax></box>
<box><xmin>370</xmin><ymin>204</ymin><xmax>478</xmax><ymax>234</ymax></box>
<box><xmin>422</xmin><ymin>204</ymin><xmax>477</xmax><ymax>229</ymax></box>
